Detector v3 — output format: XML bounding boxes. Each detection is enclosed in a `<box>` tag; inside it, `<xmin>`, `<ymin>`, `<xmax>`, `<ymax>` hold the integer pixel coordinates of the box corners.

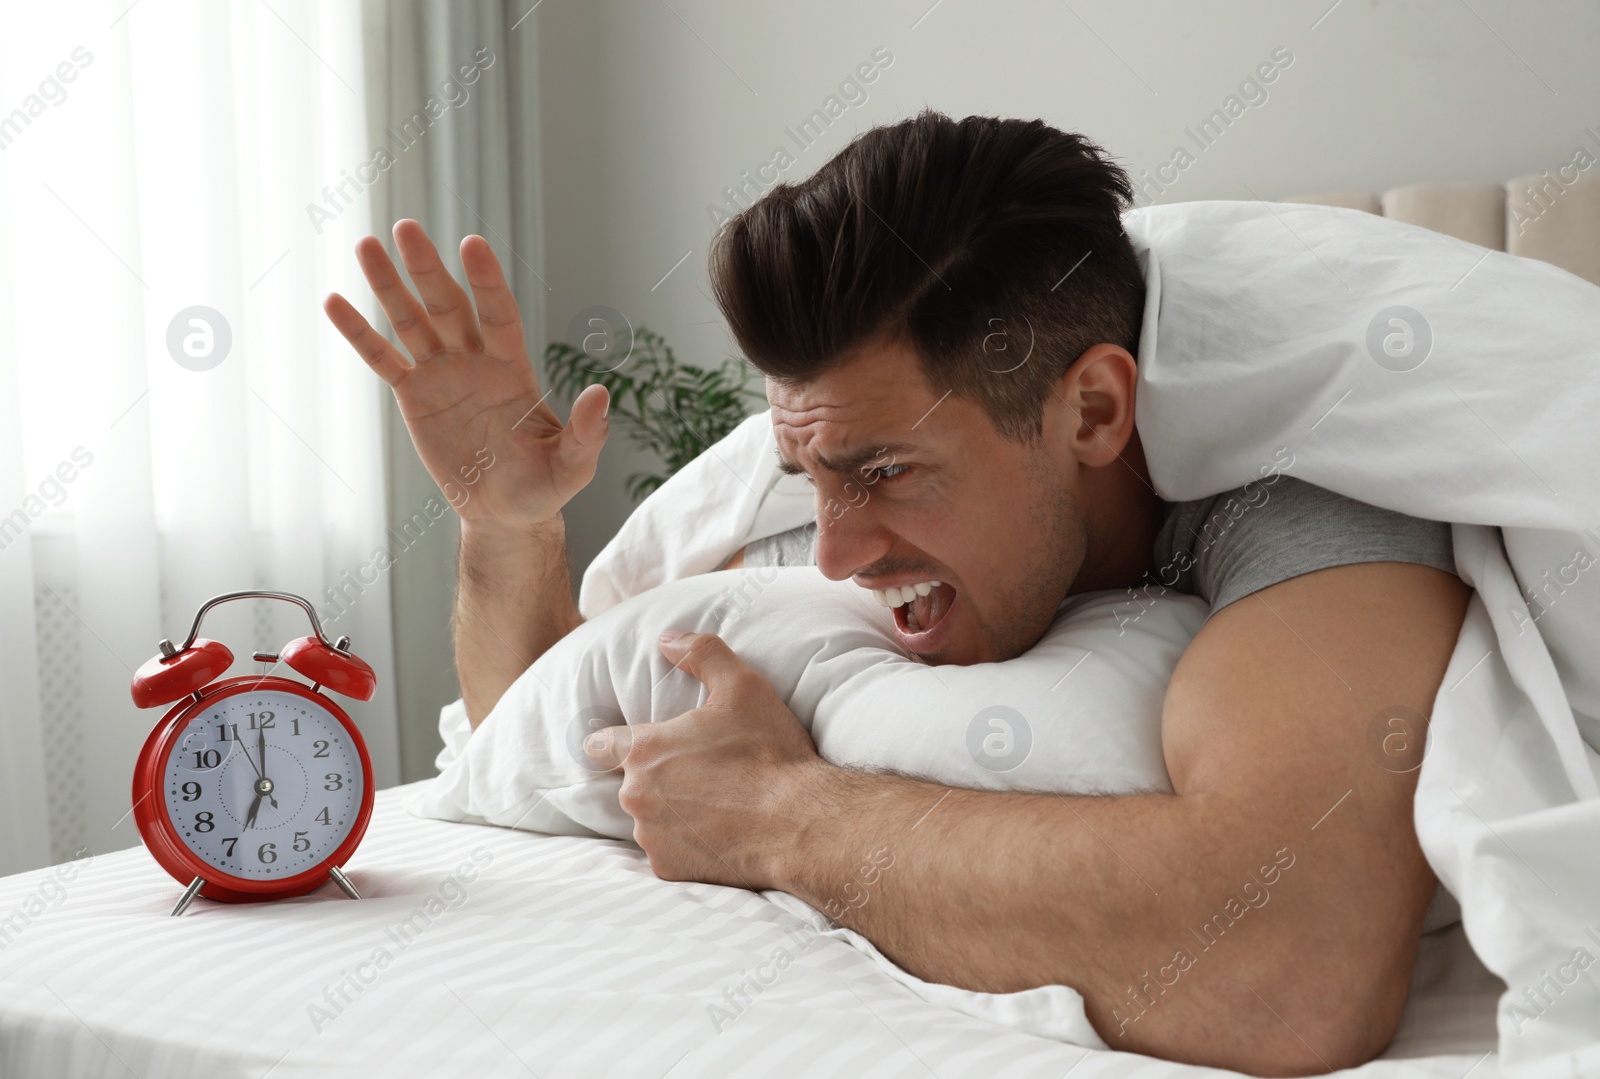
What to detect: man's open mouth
<box><xmin>872</xmin><ymin>580</ymin><xmax>956</xmax><ymax>637</ymax></box>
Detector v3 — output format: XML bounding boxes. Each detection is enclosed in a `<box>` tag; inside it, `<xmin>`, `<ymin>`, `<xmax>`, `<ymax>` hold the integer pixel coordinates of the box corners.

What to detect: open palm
<box><xmin>324</xmin><ymin>219</ymin><xmax>608</xmax><ymax>527</ymax></box>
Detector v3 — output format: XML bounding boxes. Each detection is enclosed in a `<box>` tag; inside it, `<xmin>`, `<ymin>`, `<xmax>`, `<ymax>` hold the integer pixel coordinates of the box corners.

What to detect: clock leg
<box><xmin>170</xmin><ymin>877</ymin><xmax>205</xmax><ymax>917</ymax></box>
<box><xmin>328</xmin><ymin>864</ymin><xmax>362</xmax><ymax>900</ymax></box>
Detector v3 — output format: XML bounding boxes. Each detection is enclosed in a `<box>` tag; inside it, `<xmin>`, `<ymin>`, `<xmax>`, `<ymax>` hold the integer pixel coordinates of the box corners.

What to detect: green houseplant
<box><xmin>543</xmin><ymin>327</ymin><xmax>760</xmax><ymax>501</ymax></box>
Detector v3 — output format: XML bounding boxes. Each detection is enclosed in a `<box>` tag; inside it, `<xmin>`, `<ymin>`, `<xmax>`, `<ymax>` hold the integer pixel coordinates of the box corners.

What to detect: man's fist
<box><xmin>584</xmin><ymin>630</ymin><xmax>830</xmax><ymax>890</ymax></box>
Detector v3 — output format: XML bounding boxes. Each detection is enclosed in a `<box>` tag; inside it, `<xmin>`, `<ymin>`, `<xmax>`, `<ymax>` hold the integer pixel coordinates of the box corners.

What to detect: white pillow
<box><xmin>411</xmin><ymin>565</ymin><xmax>1207</xmax><ymax>840</ymax></box>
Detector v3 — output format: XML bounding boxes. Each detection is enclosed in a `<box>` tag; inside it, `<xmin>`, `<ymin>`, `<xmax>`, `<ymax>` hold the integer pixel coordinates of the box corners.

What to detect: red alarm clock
<box><xmin>130</xmin><ymin>590</ymin><xmax>376</xmax><ymax>916</ymax></box>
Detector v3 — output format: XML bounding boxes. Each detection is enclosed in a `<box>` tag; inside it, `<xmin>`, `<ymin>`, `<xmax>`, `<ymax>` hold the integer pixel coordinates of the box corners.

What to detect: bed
<box><xmin>0</xmin><ymin>784</ymin><xmax>1502</xmax><ymax>1078</ymax></box>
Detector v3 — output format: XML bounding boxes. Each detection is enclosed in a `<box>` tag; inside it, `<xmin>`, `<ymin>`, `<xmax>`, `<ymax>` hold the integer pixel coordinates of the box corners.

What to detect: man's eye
<box><xmin>868</xmin><ymin>464</ymin><xmax>909</xmax><ymax>482</ymax></box>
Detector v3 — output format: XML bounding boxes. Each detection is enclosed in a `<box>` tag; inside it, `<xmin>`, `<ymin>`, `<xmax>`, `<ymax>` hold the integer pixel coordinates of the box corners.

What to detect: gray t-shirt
<box><xmin>1152</xmin><ymin>475</ymin><xmax>1462</xmax><ymax>935</ymax></box>
<box><xmin>1147</xmin><ymin>474</ymin><xmax>1457</xmax><ymax>611</ymax></box>
<box><xmin>744</xmin><ymin>475</ymin><xmax>1457</xmax><ymax>612</ymax></box>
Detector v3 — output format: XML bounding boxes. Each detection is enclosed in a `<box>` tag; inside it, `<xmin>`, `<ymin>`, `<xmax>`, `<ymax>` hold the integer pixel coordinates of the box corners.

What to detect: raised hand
<box><xmin>323</xmin><ymin>220</ymin><xmax>609</xmax><ymax>527</ymax></box>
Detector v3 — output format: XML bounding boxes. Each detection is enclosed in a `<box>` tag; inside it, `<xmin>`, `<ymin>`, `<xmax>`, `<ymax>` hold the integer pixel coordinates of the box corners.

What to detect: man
<box><xmin>324</xmin><ymin>111</ymin><xmax>1469</xmax><ymax>1075</ymax></box>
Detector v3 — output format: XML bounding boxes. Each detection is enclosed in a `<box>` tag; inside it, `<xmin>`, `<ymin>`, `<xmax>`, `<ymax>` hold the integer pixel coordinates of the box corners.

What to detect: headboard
<box><xmin>1282</xmin><ymin>168</ymin><xmax>1600</xmax><ymax>286</ymax></box>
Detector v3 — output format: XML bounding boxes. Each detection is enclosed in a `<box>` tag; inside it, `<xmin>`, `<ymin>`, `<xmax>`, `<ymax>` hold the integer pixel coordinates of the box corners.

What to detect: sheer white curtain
<box><xmin>0</xmin><ymin>0</ymin><xmax>401</xmax><ymax>875</ymax></box>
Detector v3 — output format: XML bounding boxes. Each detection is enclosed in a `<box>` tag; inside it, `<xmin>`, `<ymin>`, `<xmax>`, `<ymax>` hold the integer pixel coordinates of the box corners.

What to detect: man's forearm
<box><xmin>772</xmin><ymin>767</ymin><xmax>1169</xmax><ymax>997</ymax></box>
<box><xmin>453</xmin><ymin>516</ymin><xmax>582</xmax><ymax>726</ymax></box>
<box><xmin>768</xmin><ymin>763</ymin><xmax>1426</xmax><ymax>1074</ymax></box>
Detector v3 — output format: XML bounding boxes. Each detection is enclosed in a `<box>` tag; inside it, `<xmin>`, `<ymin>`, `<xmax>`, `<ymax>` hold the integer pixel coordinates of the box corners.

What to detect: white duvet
<box><xmin>418</xmin><ymin>198</ymin><xmax>1600</xmax><ymax>1073</ymax></box>
<box><xmin>1121</xmin><ymin>202</ymin><xmax>1600</xmax><ymax>1079</ymax></box>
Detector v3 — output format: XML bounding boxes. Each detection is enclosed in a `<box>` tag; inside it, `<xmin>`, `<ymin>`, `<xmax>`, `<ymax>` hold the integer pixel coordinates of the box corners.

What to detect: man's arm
<box><xmin>591</xmin><ymin>560</ymin><xmax>1469</xmax><ymax>1076</ymax></box>
<box><xmin>453</xmin><ymin>518</ymin><xmax>583</xmax><ymax>725</ymax></box>
<box><xmin>324</xmin><ymin>220</ymin><xmax>606</xmax><ymax>725</ymax></box>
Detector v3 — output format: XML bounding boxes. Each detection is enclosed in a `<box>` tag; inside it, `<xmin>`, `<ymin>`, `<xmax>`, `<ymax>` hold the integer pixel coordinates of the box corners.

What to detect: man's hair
<box><xmin>709</xmin><ymin>110</ymin><xmax>1146</xmax><ymax>441</ymax></box>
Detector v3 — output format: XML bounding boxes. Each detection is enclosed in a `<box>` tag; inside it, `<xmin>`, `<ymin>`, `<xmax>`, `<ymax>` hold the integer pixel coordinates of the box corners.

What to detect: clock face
<box><xmin>161</xmin><ymin>688</ymin><xmax>364</xmax><ymax>881</ymax></box>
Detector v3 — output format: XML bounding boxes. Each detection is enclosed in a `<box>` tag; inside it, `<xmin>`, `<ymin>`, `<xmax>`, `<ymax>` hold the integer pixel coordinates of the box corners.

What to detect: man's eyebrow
<box><xmin>775</xmin><ymin>443</ymin><xmax>915</xmax><ymax>475</ymax></box>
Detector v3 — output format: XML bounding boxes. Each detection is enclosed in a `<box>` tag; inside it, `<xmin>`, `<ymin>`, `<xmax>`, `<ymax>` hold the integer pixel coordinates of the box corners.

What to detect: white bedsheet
<box><xmin>0</xmin><ymin>784</ymin><xmax>1500</xmax><ymax>1078</ymax></box>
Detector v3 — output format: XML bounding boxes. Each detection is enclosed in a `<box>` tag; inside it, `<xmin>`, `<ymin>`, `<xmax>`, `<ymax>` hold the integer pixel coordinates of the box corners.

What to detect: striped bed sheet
<box><xmin>0</xmin><ymin>782</ymin><xmax>1502</xmax><ymax>1078</ymax></box>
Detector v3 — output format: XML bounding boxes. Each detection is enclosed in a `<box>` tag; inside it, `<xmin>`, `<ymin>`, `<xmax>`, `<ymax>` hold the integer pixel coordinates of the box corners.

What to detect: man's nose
<box><xmin>813</xmin><ymin>489</ymin><xmax>893</xmax><ymax>582</ymax></box>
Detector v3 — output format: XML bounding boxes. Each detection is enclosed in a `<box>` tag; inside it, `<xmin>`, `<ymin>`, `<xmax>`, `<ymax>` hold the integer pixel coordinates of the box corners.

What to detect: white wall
<box><xmin>537</xmin><ymin>0</ymin><xmax>1600</xmax><ymax>574</ymax></box>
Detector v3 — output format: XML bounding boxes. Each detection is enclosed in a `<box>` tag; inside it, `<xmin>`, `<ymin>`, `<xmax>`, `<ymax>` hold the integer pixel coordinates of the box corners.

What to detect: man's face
<box><xmin>768</xmin><ymin>337</ymin><xmax>1090</xmax><ymax>666</ymax></box>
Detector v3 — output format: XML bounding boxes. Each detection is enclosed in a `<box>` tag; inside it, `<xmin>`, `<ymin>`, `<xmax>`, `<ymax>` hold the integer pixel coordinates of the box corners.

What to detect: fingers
<box><xmin>657</xmin><ymin>632</ymin><xmax>755</xmax><ymax>696</ymax></box>
<box><xmin>551</xmin><ymin>383</ymin><xmax>610</xmax><ymax>489</ymax></box>
<box><xmin>353</xmin><ymin>235</ymin><xmax>447</xmax><ymax>364</ymax></box>
<box><xmin>393</xmin><ymin>219</ymin><xmax>482</xmax><ymax>351</ymax></box>
<box><xmin>460</xmin><ymin>235</ymin><xmax>527</xmax><ymax>362</ymax></box>
<box><xmin>584</xmin><ymin>724</ymin><xmax>632</xmax><ymax>771</ymax></box>
<box><xmin>323</xmin><ymin>293</ymin><xmax>412</xmax><ymax>387</ymax></box>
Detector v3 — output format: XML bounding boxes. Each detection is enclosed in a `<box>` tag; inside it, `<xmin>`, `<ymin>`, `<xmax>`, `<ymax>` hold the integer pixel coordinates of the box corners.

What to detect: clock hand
<box><xmin>235</xmin><ymin>730</ymin><xmax>263</xmax><ymax>781</ymax></box>
<box><xmin>257</xmin><ymin>728</ymin><xmax>277</xmax><ymax>808</ymax></box>
<box><xmin>236</xmin><ymin>728</ymin><xmax>274</xmax><ymax>830</ymax></box>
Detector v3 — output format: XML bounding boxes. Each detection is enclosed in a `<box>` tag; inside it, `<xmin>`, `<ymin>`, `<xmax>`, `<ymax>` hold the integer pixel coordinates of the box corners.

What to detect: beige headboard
<box><xmin>1281</xmin><ymin>168</ymin><xmax>1600</xmax><ymax>286</ymax></box>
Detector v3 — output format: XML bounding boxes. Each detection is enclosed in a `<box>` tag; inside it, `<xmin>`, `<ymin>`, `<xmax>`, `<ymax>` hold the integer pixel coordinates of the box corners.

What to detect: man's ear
<box><xmin>1049</xmin><ymin>343</ymin><xmax>1138</xmax><ymax>467</ymax></box>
